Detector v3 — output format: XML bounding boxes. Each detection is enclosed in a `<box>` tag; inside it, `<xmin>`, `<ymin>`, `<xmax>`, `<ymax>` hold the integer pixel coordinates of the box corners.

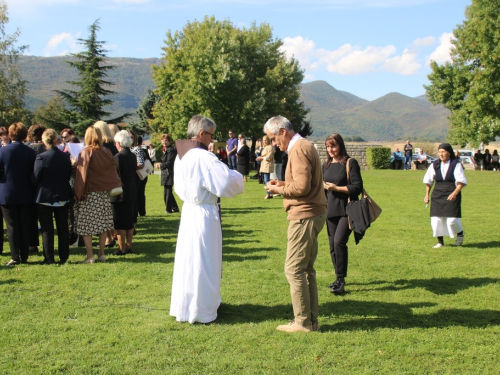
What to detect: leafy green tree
<box><xmin>128</xmin><ymin>89</ymin><xmax>158</xmax><ymax>135</ymax></box>
<box><xmin>425</xmin><ymin>0</ymin><xmax>500</xmax><ymax>147</ymax></box>
<box><xmin>151</xmin><ymin>16</ymin><xmax>308</xmax><ymax>140</ymax></box>
<box><xmin>57</xmin><ymin>19</ymin><xmax>129</xmax><ymax>135</ymax></box>
<box><xmin>0</xmin><ymin>1</ymin><xmax>29</xmax><ymax>127</ymax></box>
<box><xmin>32</xmin><ymin>95</ymin><xmax>72</xmax><ymax>131</ymax></box>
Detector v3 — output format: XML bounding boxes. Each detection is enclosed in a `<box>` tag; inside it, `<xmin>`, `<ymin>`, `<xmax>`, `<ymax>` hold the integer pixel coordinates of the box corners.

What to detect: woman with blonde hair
<box><xmin>94</xmin><ymin>120</ymin><xmax>118</xmax><ymax>156</ymax></box>
<box><xmin>33</xmin><ymin>129</ymin><xmax>73</xmax><ymax>264</ymax></box>
<box><xmin>256</xmin><ymin>135</ymin><xmax>274</xmax><ymax>199</ymax></box>
<box><xmin>74</xmin><ymin>126</ymin><xmax>121</xmax><ymax>263</ymax></box>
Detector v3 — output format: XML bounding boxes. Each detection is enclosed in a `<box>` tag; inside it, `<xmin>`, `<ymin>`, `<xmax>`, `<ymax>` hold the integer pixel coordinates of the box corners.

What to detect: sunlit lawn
<box><xmin>1</xmin><ymin>169</ymin><xmax>499</xmax><ymax>374</ymax></box>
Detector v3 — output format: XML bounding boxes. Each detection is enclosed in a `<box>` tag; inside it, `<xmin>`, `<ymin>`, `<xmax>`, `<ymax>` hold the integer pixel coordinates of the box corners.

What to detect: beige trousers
<box><xmin>285</xmin><ymin>214</ymin><xmax>325</xmax><ymax>326</ymax></box>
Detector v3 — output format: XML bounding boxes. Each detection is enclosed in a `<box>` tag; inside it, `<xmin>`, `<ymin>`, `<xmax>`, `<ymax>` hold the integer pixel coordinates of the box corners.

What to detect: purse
<box><xmin>136</xmin><ymin>158</ymin><xmax>153</xmax><ymax>180</ymax></box>
<box><xmin>108</xmin><ymin>186</ymin><xmax>123</xmax><ymax>197</ymax></box>
<box><xmin>346</xmin><ymin>158</ymin><xmax>382</xmax><ymax>224</ymax></box>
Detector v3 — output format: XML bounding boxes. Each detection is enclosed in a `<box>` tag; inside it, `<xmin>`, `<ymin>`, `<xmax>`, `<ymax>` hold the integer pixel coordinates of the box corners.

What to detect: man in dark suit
<box><xmin>0</xmin><ymin>122</ymin><xmax>37</xmax><ymax>266</ymax></box>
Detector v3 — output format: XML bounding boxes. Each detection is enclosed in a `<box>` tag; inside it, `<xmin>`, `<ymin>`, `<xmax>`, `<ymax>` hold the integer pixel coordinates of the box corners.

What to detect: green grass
<box><xmin>1</xmin><ymin>169</ymin><xmax>500</xmax><ymax>374</ymax></box>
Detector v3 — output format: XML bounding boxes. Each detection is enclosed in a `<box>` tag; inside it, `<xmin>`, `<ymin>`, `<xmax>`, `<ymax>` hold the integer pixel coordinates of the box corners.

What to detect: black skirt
<box><xmin>112</xmin><ymin>200</ymin><xmax>135</xmax><ymax>230</ymax></box>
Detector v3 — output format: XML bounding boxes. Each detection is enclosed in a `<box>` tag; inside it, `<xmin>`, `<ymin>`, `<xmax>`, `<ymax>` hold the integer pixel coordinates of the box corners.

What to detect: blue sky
<box><xmin>5</xmin><ymin>0</ymin><xmax>471</xmax><ymax>101</ymax></box>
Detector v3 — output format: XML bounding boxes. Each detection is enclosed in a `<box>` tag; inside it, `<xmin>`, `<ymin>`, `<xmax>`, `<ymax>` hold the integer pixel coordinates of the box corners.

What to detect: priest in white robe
<box><xmin>170</xmin><ymin>115</ymin><xmax>244</xmax><ymax>324</ymax></box>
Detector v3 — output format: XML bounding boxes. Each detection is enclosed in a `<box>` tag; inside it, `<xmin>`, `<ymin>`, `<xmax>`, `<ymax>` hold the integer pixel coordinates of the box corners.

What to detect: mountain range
<box><xmin>18</xmin><ymin>56</ymin><xmax>450</xmax><ymax>141</ymax></box>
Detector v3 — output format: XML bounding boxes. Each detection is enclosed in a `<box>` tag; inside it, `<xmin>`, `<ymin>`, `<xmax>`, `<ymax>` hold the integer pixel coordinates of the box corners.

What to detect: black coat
<box><xmin>111</xmin><ymin>148</ymin><xmax>138</xmax><ymax>202</ymax></box>
<box><xmin>32</xmin><ymin>148</ymin><xmax>72</xmax><ymax>204</ymax></box>
<box><xmin>0</xmin><ymin>142</ymin><xmax>37</xmax><ymax>205</ymax></box>
<box><xmin>161</xmin><ymin>146</ymin><xmax>177</xmax><ymax>186</ymax></box>
<box><xmin>237</xmin><ymin>144</ymin><xmax>250</xmax><ymax>175</ymax></box>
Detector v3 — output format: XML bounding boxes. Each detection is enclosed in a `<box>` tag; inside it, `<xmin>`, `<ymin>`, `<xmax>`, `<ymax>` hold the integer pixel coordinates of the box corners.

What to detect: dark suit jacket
<box><xmin>0</xmin><ymin>142</ymin><xmax>37</xmax><ymax>205</ymax></box>
<box><xmin>112</xmin><ymin>147</ymin><xmax>138</xmax><ymax>202</ymax></box>
<box><xmin>160</xmin><ymin>146</ymin><xmax>177</xmax><ymax>186</ymax></box>
<box><xmin>32</xmin><ymin>148</ymin><xmax>73</xmax><ymax>204</ymax></box>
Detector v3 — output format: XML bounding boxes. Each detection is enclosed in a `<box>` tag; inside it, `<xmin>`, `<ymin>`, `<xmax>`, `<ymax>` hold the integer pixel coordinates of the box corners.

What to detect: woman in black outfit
<box><xmin>111</xmin><ymin>130</ymin><xmax>138</xmax><ymax>255</ymax></box>
<box><xmin>236</xmin><ymin>134</ymin><xmax>250</xmax><ymax>182</ymax></box>
<box><xmin>33</xmin><ymin>129</ymin><xmax>73</xmax><ymax>264</ymax></box>
<box><xmin>160</xmin><ymin>134</ymin><xmax>179</xmax><ymax>213</ymax></box>
<box><xmin>322</xmin><ymin>133</ymin><xmax>363</xmax><ymax>294</ymax></box>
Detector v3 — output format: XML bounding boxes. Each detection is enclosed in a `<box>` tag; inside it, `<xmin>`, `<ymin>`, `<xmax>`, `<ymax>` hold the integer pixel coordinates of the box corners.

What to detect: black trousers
<box><xmin>326</xmin><ymin>216</ymin><xmax>352</xmax><ymax>278</ymax></box>
<box><xmin>137</xmin><ymin>176</ymin><xmax>148</xmax><ymax>216</ymax></box>
<box><xmin>38</xmin><ymin>204</ymin><xmax>70</xmax><ymax>263</ymax></box>
<box><xmin>163</xmin><ymin>185</ymin><xmax>179</xmax><ymax>212</ymax></box>
<box><xmin>29</xmin><ymin>204</ymin><xmax>40</xmax><ymax>248</ymax></box>
<box><xmin>1</xmin><ymin>204</ymin><xmax>32</xmax><ymax>262</ymax></box>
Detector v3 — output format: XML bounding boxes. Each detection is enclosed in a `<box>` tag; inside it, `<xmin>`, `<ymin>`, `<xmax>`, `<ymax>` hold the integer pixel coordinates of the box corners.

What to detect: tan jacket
<box><xmin>260</xmin><ymin>145</ymin><xmax>275</xmax><ymax>173</ymax></box>
<box><xmin>74</xmin><ymin>146</ymin><xmax>121</xmax><ymax>201</ymax></box>
<box><xmin>276</xmin><ymin>139</ymin><xmax>326</xmax><ymax>220</ymax></box>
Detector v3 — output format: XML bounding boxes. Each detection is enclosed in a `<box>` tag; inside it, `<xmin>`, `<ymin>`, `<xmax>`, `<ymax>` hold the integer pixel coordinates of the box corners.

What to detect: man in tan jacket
<box><xmin>264</xmin><ymin>115</ymin><xmax>326</xmax><ymax>332</ymax></box>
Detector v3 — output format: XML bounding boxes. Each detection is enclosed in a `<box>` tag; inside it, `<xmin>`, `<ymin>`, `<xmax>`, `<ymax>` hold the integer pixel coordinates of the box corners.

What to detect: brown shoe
<box><xmin>276</xmin><ymin>320</ymin><xmax>312</xmax><ymax>333</ymax></box>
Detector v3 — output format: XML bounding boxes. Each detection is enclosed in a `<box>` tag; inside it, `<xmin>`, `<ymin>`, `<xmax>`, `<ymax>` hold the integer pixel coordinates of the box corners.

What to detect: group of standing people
<box><xmin>473</xmin><ymin>149</ymin><xmax>500</xmax><ymax>171</ymax></box>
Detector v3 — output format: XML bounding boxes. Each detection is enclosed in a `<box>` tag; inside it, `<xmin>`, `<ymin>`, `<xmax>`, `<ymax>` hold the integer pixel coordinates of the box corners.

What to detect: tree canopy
<box><xmin>425</xmin><ymin>0</ymin><xmax>500</xmax><ymax>147</ymax></box>
<box><xmin>151</xmin><ymin>16</ymin><xmax>308</xmax><ymax>140</ymax></box>
<box><xmin>0</xmin><ymin>1</ymin><xmax>29</xmax><ymax>127</ymax></box>
<box><xmin>57</xmin><ymin>19</ymin><xmax>129</xmax><ymax>135</ymax></box>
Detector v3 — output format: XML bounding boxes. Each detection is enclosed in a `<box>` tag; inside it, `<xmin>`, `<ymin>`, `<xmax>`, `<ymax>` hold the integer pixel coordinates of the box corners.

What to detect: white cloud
<box><xmin>412</xmin><ymin>36</ymin><xmax>436</xmax><ymax>47</ymax></box>
<box><xmin>428</xmin><ymin>32</ymin><xmax>454</xmax><ymax>64</ymax></box>
<box><xmin>383</xmin><ymin>49</ymin><xmax>421</xmax><ymax>75</ymax></box>
<box><xmin>281</xmin><ymin>37</ymin><xmax>421</xmax><ymax>76</ymax></box>
<box><xmin>44</xmin><ymin>32</ymin><xmax>81</xmax><ymax>56</ymax></box>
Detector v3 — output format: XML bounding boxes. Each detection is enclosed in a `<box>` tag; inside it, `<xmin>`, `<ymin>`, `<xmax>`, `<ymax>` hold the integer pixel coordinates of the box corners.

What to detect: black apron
<box><xmin>430</xmin><ymin>159</ymin><xmax>462</xmax><ymax>218</ymax></box>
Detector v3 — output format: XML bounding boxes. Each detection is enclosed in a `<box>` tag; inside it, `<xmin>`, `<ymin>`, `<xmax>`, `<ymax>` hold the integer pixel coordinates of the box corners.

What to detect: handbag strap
<box><xmin>345</xmin><ymin>157</ymin><xmax>351</xmax><ymax>203</ymax></box>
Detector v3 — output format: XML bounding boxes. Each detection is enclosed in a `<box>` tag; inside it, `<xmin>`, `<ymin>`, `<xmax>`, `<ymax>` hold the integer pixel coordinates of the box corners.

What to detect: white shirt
<box><xmin>287</xmin><ymin>132</ymin><xmax>304</xmax><ymax>153</ymax></box>
<box><xmin>423</xmin><ymin>159</ymin><xmax>467</xmax><ymax>186</ymax></box>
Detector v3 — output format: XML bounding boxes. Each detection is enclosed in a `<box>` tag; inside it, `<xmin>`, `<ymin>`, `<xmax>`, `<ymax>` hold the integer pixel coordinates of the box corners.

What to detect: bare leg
<box><xmin>116</xmin><ymin>229</ymin><xmax>126</xmax><ymax>251</ymax></box>
<box><xmin>82</xmin><ymin>235</ymin><xmax>93</xmax><ymax>259</ymax></box>
<box><xmin>97</xmin><ymin>232</ymin><xmax>107</xmax><ymax>258</ymax></box>
<box><xmin>126</xmin><ymin>228</ymin><xmax>134</xmax><ymax>250</ymax></box>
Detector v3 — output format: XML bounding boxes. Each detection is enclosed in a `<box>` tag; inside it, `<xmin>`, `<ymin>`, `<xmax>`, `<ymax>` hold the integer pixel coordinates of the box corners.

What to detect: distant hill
<box><xmin>299</xmin><ymin>81</ymin><xmax>450</xmax><ymax>141</ymax></box>
<box><xmin>18</xmin><ymin>56</ymin><xmax>450</xmax><ymax>140</ymax></box>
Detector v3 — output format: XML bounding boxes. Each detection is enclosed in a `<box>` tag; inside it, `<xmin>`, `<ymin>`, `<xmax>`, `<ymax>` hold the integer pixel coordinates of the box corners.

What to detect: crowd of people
<box><xmin>473</xmin><ymin>149</ymin><xmax>500</xmax><ymax>171</ymax></box>
<box><xmin>1</xmin><ymin>116</ymin><xmax>468</xmax><ymax>334</ymax></box>
<box><xmin>0</xmin><ymin>121</ymin><xmax>160</xmax><ymax>265</ymax></box>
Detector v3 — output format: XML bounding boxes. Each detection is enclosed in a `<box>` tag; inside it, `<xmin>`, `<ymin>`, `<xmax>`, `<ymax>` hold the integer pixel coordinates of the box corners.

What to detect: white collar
<box><xmin>287</xmin><ymin>133</ymin><xmax>303</xmax><ymax>153</ymax></box>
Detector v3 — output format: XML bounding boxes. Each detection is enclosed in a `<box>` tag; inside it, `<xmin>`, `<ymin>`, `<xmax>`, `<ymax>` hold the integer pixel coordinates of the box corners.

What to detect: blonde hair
<box><xmin>108</xmin><ymin>123</ymin><xmax>119</xmax><ymax>137</ymax></box>
<box><xmin>84</xmin><ymin>126</ymin><xmax>102</xmax><ymax>148</ymax></box>
<box><xmin>93</xmin><ymin>120</ymin><xmax>114</xmax><ymax>143</ymax></box>
<box><xmin>41</xmin><ymin>129</ymin><xmax>58</xmax><ymax>149</ymax></box>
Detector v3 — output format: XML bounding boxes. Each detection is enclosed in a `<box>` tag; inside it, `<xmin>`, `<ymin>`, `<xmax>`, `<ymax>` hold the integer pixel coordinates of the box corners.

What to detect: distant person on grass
<box><xmin>414</xmin><ymin>149</ymin><xmax>428</xmax><ymax>169</ymax></box>
<box><xmin>403</xmin><ymin>140</ymin><xmax>413</xmax><ymax>170</ymax></box>
<box><xmin>170</xmin><ymin>115</ymin><xmax>244</xmax><ymax>324</ymax></box>
<box><xmin>264</xmin><ymin>115</ymin><xmax>326</xmax><ymax>333</ymax></box>
<box><xmin>423</xmin><ymin>143</ymin><xmax>467</xmax><ymax>249</ymax></box>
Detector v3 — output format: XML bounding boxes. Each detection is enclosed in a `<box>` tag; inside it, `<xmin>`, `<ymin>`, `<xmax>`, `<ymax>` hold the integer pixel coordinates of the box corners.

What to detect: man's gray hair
<box><xmin>187</xmin><ymin>115</ymin><xmax>216</xmax><ymax>139</ymax></box>
<box><xmin>263</xmin><ymin>115</ymin><xmax>293</xmax><ymax>135</ymax></box>
<box><xmin>114</xmin><ymin>130</ymin><xmax>133</xmax><ymax>148</ymax></box>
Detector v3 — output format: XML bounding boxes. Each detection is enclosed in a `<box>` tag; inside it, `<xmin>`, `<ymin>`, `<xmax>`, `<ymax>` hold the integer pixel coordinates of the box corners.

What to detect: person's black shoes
<box><xmin>330</xmin><ymin>278</ymin><xmax>345</xmax><ymax>294</ymax></box>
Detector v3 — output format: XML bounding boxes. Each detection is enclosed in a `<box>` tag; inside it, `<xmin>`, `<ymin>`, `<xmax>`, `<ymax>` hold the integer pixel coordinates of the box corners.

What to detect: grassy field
<box><xmin>1</xmin><ymin>169</ymin><xmax>499</xmax><ymax>374</ymax></box>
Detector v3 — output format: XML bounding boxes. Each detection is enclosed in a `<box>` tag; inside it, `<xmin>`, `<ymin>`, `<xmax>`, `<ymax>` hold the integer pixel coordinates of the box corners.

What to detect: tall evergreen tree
<box><xmin>128</xmin><ymin>89</ymin><xmax>158</xmax><ymax>134</ymax></box>
<box><xmin>0</xmin><ymin>1</ymin><xmax>29</xmax><ymax>127</ymax></box>
<box><xmin>57</xmin><ymin>19</ymin><xmax>129</xmax><ymax>135</ymax></box>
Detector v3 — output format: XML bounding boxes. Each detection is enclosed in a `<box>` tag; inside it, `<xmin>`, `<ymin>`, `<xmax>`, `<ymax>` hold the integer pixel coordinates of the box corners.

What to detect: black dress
<box><xmin>161</xmin><ymin>146</ymin><xmax>179</xmax><ymax>213</ymax></box>
<box><xmin>237</xmin><ymin>144</ymin><xmax>250</xmax><ymax>176</ymax></box>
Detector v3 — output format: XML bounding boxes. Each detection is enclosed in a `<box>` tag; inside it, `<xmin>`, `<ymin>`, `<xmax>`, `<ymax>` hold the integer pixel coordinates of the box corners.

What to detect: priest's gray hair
<box><xmin>187</xmin><ymin>115</ymin><xmax>216</xmax><ymax>139</ymax></box>
<box><xmin>114</xmin><ymin>130</ymin><xmax>133</xmax><ymax>148</ymax></box>
<box><xmin>263</xmin><ymin>115</ymin><xmax>293</xmax><ymax>135</ymax></box>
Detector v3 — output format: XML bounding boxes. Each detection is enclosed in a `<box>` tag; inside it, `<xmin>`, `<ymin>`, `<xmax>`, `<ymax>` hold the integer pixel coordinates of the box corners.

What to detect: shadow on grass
<box><xmin>354</xmin><ymin>277</ymin><xmax>499</xmax><ymax>295</ymax></box>
<box><xmin>217</xmin><ymin>302</ymin><xmax>292</xmax><ymax>324</ymax></box>
<box><xmin>462</xmin><ymin>241</ymin><xmax>500</xmax><ymax>249</ymax></box>
<box><xmin>319</xmin><ymin>300</ymin><xmax>500</xmax><ymax>331</ymax></box>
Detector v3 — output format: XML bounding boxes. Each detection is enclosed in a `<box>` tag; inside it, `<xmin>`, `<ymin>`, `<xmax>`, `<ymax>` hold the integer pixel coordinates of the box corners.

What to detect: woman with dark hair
<box><xmin>0</xmin><ymin>127</ymin><xmax>11</xmax><ymax>147</ymax></box>
<box><xmin>323</xmin><ymin>133</ymin><xmax>363</xmax><ymax>294</ymax></box>
<box><xmin>74</xmin><ymin>126</ymin><xmax>121</xmax><ymax>263</ymax></box>
<box><xmin>33</xmin><ymin>129</ymin><xmax>72</xmax><ymax>264</ymax></box>
<box><xmin>423</xmin><ymin>143</ymin><xmax>467</xmax><ymax>248</ymax></box>
<box><xmin>160</xmin><ymin>134</ymin><xmax>179</xmax><ymax>213</ymax></box>
<box><xmin>128</xmin><ymin>130</ymin><xmax>148</xmax><ymax>218</ymax></box>
<box><xmin>0</xmin><ymin>122</ymin><xmax>37</xmax><ymax>266</ymax></box>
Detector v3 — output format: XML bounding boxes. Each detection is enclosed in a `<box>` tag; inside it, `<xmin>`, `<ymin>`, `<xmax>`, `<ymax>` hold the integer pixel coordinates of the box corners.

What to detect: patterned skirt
<box><xmin>75</xmin><ymin>191</ymin><xmax>114</xmax><ymax>236</ymax></box>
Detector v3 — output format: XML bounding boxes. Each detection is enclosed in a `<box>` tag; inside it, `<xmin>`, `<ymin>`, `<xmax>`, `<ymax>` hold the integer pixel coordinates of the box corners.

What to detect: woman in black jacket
<box><xmin>160</xmin><ymin>134</ymin><xmax>179</xmax><ymax>213</ymax></box>
<box><xmin>323</xmin><ymin>133</ymin><xmax>363</xmax><ymax>294</ymax></box>
<box><xmin>111</xmin><ymin>130</ymin><xmax>138</xmax><ymax>255</ymax></box>
<box><xmin>32</xmin><ymin>129</ymin><xmax>73</xmax><ymax>264</ymax></box>
<box><xmin>236</xmin><ymin>134</ymin><xmax>250</xmax><ymax>182</ymax></box>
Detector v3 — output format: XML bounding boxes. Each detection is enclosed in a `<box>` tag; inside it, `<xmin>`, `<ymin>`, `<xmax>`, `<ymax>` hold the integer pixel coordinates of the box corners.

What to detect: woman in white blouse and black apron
<box><xmin>423</xmin><ymin>143</ymin><xmax>467</xmax><ymax>248</ymax></box>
